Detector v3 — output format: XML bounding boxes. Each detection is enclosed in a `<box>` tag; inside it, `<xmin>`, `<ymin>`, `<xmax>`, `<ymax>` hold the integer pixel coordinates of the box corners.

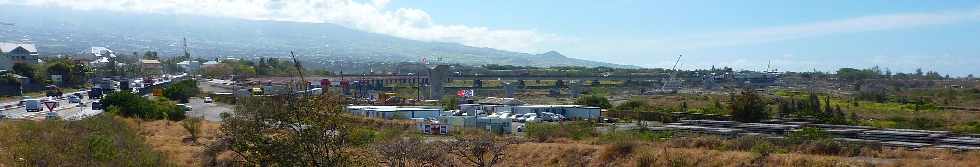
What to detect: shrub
<box><xmin>525</xmin><ymin>122</ymin><xmax>595</xmax><ymax>142</ymax></box>
<box><xmin>209</xmin><ymin>94</ymin><xmax>367</xmax><ymax>166</ymax></box>
<box><xmin>598</xmin><ymin>141</ymin><xmax>637</xmax><ymax>162</ymax></box>
<box><xmin>786</xmin><ymin>128</ymin><xmax>832</xmax><ymax>144</ymax></box>
<box><xmin>0</xmin><ymin>114</ymin><xmax>169</xmax><ymax>166</ymax></box>
<box><xmin>576</xmin><ymin>94</ymin><xmax>612</xmax><ymax>109</ymax></box>
<box><xmin>598</xmin><ymin>129</ymin><xmax>672</xmax><ymax>144</ymax></box>
<box><xmin>798</xmin><ymin>139</ymin><xmax>844</xmax><ymax>155</ymax></box>
<box><xmin>374</xmin><ymin>137</ymin><xmax>448</xmax><ymax>167</ymax></box>
<box><xmin>668</xmin><ymin>136</ymin><xmax>725</xmax><ymax>149</ymax></box>
<box><xmin>525</xmin><ymin>122</ymin><xmax>562</xmax><ymax>142</ymax></box>
<box><xmin>102</xmin><ymin>92</ymin><xmax>184</xmax><ymax>121</ymax></box>
<box><xmin>440</xmin><ymin>96</ymin><xmax>459</xmax><ymax>110</ymax></box>
<box><xmin>750</xmin><ymin>141</ymin><xmax>775</xmax><ymax>156</ymax></box>
<box><xmin>614</xmin><ymin>98</ymin><xmax>649</xmax><ymax>112</ymax></box>
<box><xmin>731</xmin><ymin>90</ymin><xmax>769</xmax><ymax>123</ymax></box>
<box><xmin>181</xmin><ymin>117</ymin><xmax>203</xmax><ymax>143</ymax></box>
<box><xmin>725</xmin><ymin>135</ymin><xmax>771</xmax><ymax>151</ymax></box>
<box><xmin>87</xmin><ymin>134</ymin><xmax>117</xmax><ymax>161</ymax></box>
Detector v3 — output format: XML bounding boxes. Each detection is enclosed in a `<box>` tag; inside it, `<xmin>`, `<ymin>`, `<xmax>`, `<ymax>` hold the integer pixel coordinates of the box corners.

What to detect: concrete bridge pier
<box><xmin>570</xmin><ymin>80</ymin><xmax>583</xmax><ymax>98</ymax></box>
<box><xmin>473</xmin><ymin>79</ymin><xmax>482</xmax><ymax>88</ymax></box>
<box><xmin>427</xmin><ymin>65</ymin><xmax>449</xmax><ymax>100</ymax></box>
<box><xmin>504</xmin><ymin>82</ymin><xmax>516</xmax><ymax>98</ymax></box>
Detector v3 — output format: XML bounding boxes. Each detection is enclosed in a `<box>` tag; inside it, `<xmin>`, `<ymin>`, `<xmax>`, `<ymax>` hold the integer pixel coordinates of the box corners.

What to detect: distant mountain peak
<box><xmin>538</xmin><ymin>51</ymin><xmax>565</xmax><ymax>58</ymax></box>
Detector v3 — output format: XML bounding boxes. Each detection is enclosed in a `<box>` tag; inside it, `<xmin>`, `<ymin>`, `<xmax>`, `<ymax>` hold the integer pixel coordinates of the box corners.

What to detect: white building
<box><xmin>0</xmin><ymin>43</ymin><xmax>39</xmax><ymax>70</ymax></box>
<box><xmin>84</xmin><ymin>47</ymin><xmax>116</xmax><ymax>66</ymax></box>
<box><xmin>346</xmin><ymin>106</ymin><xmax>443</xmax><ymax>120</ymax></box>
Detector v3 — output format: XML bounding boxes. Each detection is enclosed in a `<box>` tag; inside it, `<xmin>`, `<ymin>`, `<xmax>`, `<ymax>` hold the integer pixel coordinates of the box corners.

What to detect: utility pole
<box><xmin>182</xmin><ymin>37</ymin><xmax>193</xmax><ymax>61</ymax></box>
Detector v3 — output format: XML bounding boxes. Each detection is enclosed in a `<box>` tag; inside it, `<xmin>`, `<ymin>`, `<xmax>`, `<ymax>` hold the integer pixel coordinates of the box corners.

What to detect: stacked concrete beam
<box><xmin>736</xmin><ymin>123</ymin><xmax>800</xmax><ymax>135</ymax></box>
<box><xmin>664</xmin><ymin>124</ymin><xmax>743</xmax><ymax>137</ymax></box>
<box><xmin>857</xmin><ymin>130</ymin><xmax>946</xmax><ymax>144</ymax></box>
<box><xmin>679</xmin><ymin>120</ymin><xmax>737</xmax><ymax>128</ymax></box>
<box><xmin>938</xmin><ymin>137</ymin><xmax>980</xmax><ymax>147</ymax></box>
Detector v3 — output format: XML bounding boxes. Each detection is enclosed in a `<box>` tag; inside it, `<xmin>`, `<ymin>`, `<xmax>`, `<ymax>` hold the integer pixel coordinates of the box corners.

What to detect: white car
<box><xmin>497</xmin><ymin>113</ymin><xmax>511</xmax><ymax>119</ymax></box>
<box><xmin>204</xmin><ymin>97</ymin><xmax>214</xmax><ymax>103</ymax></box>
<box><xmin>67</xmin><ymin>95</ymin><xmax>81</xmax><ymax>103</ymax></box>
<box><xmin>524</xmin><ymin>116</ymin><xmax>539</xmax><ymax>122</ymax></box>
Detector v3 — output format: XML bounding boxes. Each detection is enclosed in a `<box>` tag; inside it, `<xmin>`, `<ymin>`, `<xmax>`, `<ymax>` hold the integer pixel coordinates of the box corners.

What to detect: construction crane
<box><xmin>290</xmin><ymin>51</ymin><xmax>306</xmax><ymax>89</ymax></box>
<box><xmin>660</xmin><ymin>54</ymin><xmax>683</xmax><ymax>92</ymax></box>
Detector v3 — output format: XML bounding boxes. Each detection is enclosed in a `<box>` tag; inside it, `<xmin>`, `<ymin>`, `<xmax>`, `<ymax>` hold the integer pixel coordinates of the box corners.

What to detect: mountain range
<box><xmin>0</xmin><ymin>6</ymin><xmax>636</xmax><ymax>68</ymax></box>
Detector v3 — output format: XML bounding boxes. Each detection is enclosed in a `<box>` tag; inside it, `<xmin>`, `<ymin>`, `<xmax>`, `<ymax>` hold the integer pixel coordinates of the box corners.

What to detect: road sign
<box><xmin>44</xmin><ymin>101</ymin><xmax>58</xmax><ymax>112</ymax></box>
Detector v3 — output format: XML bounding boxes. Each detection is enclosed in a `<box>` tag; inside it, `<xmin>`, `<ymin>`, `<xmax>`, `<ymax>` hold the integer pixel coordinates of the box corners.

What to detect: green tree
<box><xmin>163</xmin><ymin>80</ymin><xmax>200</xmax><ymax>103</ymax></box>
<box><xmin>205</xmin><ymin>93</ymin><xmax>370</xmax><ymax>166</ymax></box>
<box><xmin>0</xmin><ymin>74</ymin><xmax>22</xmax><ymax>86</ymax></box>
<box><xmin>11</xmin><ymin>63</ymin><xmax>36</xmax><ymax>80</ymax></box>
<box><xmin>441</xmin><ymin>95</ymin><xmax>460</xmax><ymax>110</ymax></box>
<box><xmin>731</xmin><ymin>90</ymin><xmax>769</xmax><ymax>123</ymax></box>
<box><xmin>576</xmin><ymin>94</ymin><xmax>612</xmax><ymax>109</ymax></box>
<box><xmin>143</xmin><ymin>51</ymin><xmax>159</xmax><ymax>60</ymax></box>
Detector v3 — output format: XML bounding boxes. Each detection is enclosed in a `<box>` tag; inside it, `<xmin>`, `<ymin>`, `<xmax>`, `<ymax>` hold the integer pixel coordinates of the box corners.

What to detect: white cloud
<box><xmin>651</xmin><ymin>8</ymin><xmax>980</xmax><ymax>50</ymax></box>
<box><xmin>0</xmin><ymin>0</ymin><xmax>557</xmax><ymax>52</ymax></box>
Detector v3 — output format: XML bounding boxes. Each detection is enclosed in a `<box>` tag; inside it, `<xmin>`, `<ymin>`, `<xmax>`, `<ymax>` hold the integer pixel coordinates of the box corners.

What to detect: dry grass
<box><xmin>122</xmin><ymin>118</ymin><xmax>222</xmax><ymax>167</ymax></box>
<box><xmin>495</xmin><ymin>140</ymin><xmax>980</xmax><ymax>167</ymax></box>
<box><xmin>498</xmin><ymin>142</ymin><xmax>600</xmax><ymax>167</ymax></box>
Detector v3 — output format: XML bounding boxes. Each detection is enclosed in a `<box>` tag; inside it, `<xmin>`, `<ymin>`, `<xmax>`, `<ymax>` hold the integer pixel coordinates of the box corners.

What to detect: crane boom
<box><xmin>290</xmin><ymin>51</ymin><xmax>306</xmax><ymax>88</ymax></box>
<box><xmin>661</xmin><ymin>55</ymin><xmax>683</xmax><ymax>92</ymax></box>
<box><xmin>670</xmin><ymin>54</ymin><xmax>683</xmax><ymax>71</ymax></box>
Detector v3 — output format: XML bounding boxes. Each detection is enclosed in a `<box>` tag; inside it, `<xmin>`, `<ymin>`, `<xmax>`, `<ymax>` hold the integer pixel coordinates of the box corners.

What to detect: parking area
<box><xmin>184</xmin><ymin>97</ymin><xmax>233</xmax><ymax>122</ymax></box>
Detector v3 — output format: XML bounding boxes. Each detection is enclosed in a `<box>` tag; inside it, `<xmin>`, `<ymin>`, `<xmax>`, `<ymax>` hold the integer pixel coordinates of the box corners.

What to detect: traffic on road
<box><xmin>0</xmin><ymin>73</ymin><xmax>192</xmax><ymax>121</ymax></box>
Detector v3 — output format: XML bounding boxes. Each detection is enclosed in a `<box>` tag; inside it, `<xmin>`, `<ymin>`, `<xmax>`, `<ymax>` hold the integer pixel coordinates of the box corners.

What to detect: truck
<box><xmin>24</xmin><ymin>99</ymin><xmax>42</xmax><ymax>112</ymax></box>
<box><xmin>45</xmin><ymin>85</ymin><xmax>63</xmax><ymax>97</ymax></box>
<box><xmin>89</xmin><ymin>87</ymin><xmax>104</xmax><ymax>99</ymax></box>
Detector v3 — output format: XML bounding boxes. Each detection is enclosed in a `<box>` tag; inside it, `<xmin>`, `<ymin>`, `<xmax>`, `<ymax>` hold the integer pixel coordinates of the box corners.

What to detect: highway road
<box><xmin>0</xmin><ymin>90</ymin><xmax>102</xmax><ymax>120</ymax></box>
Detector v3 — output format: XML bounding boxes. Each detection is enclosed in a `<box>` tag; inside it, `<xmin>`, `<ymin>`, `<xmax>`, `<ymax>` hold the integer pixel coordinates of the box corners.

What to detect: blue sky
<box><xmin>3</xmin><ymin>0</ymin><xmax>980</xmax><ymax>76</ymax></box>
<box><xmin>385</xmin><ymin>0</ymin><xmax>980</xmax><ymax>76</ymax></box>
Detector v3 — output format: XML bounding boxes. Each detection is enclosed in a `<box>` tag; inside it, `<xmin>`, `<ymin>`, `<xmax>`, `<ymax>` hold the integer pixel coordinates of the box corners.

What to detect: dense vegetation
<box><xmin>0</xmin><ymin>115</ymin><xmax>169</xmax><ymax>166</ymax></box>
<box><xmin>731</xmin><ymin>90</ymin><xmax>770</xmax><ymax>123</ymax></box>
<box><xmin>6</xmin><ymin>58</ymin><xmax>91</xmax><ymax>87</ymax></box>
<box><xmin>200</xmin><ymin>58</ymin><xmax>329</xmax><ymax>79</ymax></box>
<box><xmin>163</xmin><ymin>79</ymin><xmax>200</xmax><ymax>103</ymax></box>
<box><xmin>102</xmin><ymin>92</ymin><xmax>185</xmax><ymax>121</ymax></box>
<box><xmin>575</xmin><ymin>94</ymin><xmax>612</xmax><ymax>109</ymax></box>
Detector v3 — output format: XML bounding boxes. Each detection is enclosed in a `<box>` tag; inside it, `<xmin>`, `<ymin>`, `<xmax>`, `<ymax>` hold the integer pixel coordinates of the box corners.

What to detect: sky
<box><xmin>2</xmin><ymin>0</ymin><xmax>979</xmax><ymax>76</ymax></box>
